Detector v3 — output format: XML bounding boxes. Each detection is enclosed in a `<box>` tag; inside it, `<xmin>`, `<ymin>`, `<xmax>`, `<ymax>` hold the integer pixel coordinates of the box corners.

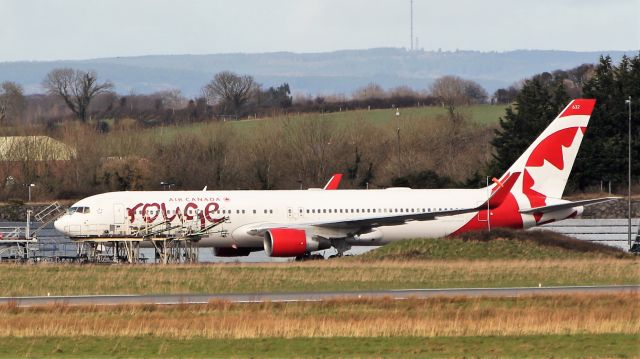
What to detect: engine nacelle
<box><xmin>263</xmin><ymin>228</ymin><xmax>330</xmax><ymax>257</ymax></box>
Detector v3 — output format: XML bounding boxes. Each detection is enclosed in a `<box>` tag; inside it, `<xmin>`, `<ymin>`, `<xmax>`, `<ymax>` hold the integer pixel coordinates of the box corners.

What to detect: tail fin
<box><xmin>323</xmin><ymin>174</ymin><xmax>343</xmax><ymax>190</ymax></box>
<box><xmin>501</xmin><ymin>98</ymin><xmax>596</xmax><ymax>209</ymax></box>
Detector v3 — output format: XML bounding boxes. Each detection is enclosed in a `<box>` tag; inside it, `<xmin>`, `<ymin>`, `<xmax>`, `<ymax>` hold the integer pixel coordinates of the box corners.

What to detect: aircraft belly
<box><xmin>360</xmin><ymin>214</ymin><xmax>475</xmax><ymax>244</ymax></box>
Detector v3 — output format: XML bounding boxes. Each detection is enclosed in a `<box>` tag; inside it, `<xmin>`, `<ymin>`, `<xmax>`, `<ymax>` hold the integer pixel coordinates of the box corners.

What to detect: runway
<box><xmin>1</xmin><ymin>285</ymin><xmax>637</xmax><ymax>307</ymax></box>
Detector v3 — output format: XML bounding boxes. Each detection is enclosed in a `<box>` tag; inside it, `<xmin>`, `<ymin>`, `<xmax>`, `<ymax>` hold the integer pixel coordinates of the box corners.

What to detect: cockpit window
<box><xmin>67</xmin><ymin>206</ymin><xmax>90</xmax><ymax>214</ymax></box>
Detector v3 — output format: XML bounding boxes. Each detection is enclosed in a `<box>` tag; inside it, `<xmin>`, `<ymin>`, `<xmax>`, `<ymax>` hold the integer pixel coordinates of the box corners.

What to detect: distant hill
<box><xmin>0</xmin><ymin>48</ymin><xmax>635</xmax><ymax>97</ymax></box>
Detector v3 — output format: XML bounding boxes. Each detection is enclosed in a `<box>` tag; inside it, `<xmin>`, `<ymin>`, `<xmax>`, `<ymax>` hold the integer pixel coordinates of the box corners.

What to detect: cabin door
<box><xmin>114</xmin><ymin>204</ymin><xmax>125</xmax><ymax>224</ymax></box>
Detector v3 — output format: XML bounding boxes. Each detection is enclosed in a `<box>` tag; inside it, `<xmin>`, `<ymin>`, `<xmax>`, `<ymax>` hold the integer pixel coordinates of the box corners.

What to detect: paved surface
<box><xmin>1</xmin><ymin>285</ymin><xmax>637</xmax><ymax>307</ymax></box>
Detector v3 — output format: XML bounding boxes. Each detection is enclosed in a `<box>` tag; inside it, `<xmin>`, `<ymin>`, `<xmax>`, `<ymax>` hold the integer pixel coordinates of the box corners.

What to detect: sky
<box><xmin>1</xmin><ymin>0</ymin><xmax>639</xmax><ymax>62</ymax></box>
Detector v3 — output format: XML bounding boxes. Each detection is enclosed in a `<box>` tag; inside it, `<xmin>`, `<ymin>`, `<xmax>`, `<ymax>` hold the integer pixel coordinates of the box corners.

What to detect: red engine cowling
<box><xmin>264</xmin><ymin>228</ymin><xmax>307</xmax><ymax>257</ymax></box>
<box><xmin>264</xmin><ymin>228</ymin><xmax>330</xmax><ymax>257</ymax></box>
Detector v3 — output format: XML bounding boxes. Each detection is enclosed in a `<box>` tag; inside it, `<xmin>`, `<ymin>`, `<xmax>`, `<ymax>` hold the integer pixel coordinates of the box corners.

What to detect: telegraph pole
<box><xmin>626</xmin><ymin>96</ymin><xmax>632</xmax><ymax>249</ymax></box>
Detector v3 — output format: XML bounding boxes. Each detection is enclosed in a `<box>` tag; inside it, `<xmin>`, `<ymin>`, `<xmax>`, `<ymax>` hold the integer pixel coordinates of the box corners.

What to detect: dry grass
<box><xmin>0</xmin><ymin>259</ymin><xmax>636</xmax><ymax>296</ymax></box>
<box><xmin>0</xmin><ymin>294</ymin><xmax>636</xmax><ymax>339</ymax></box>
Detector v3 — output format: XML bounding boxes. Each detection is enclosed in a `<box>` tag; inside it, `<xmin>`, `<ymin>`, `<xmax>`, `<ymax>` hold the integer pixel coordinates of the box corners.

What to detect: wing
<box><xmin>519</xmin><ymin>197</ymin><xmax>619</xmax><ymax>214</ymax></box>
<box><xmin>247</xmin><ymin>172</ymin><xmax>520</xmax><ymax>236</ymax></box>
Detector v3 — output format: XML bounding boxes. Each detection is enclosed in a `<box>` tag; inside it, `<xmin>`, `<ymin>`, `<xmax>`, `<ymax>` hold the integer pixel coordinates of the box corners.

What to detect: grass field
<box><xmin>0</xmin><ymin>258</ymin><xmax>636</xmax><ymax>297</ymax></box>
<box><xmin>0</xmin><ymin>294</ymin><xmax>637</xmax><ymax>358</ymax></box>
<box><xmin>1</xmin><ymin>295</ymin><xmax>636</xmax><ymax>338</ymax></box>
<box><xmin>133</xmin><ymin>104</ymin><xmax>507</xmax><ymax>142</ymax></box>
<box><xmin>2</xmin><ymin>334</ymin><xmax>637</xmax><ymax>359</ymax></box>
<box><xmin>361</xmin><ymin>229</ymin><xmax>631</xmax><ymax>260</ymax></box>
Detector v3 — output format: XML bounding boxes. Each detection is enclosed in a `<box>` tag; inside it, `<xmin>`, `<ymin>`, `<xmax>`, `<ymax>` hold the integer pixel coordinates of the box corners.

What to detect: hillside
<box><xmin>359</xmin><ymin>228</ymin><xmax>631</xmax><ymax>260</ymax></box>
<box><xmin>0</xmin><ymin>48</ymin><xmax>634</xmax><ymax>96</ymax></box>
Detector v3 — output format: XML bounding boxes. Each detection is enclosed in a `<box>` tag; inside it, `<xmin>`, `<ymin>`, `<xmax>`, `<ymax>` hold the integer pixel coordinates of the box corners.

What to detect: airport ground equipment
<box><xmin>69</xmin><ymin>215</ymin><xmax>228</xmax><ymax>264</ymax></box>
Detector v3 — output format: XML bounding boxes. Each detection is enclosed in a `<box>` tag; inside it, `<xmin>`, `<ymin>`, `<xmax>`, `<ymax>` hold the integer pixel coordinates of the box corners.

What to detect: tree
<box><xmin>202</xmin><ymin>71</ymin><xmax>256</xmax><ymax>117</ymax></box>
<box><xmin>431</xmin><ymin>76</ymin><xmax>488</xmax><ymax>122</ymax></box>
<box><xmin>352</xmin><ymin>83</ymin><xmax>386</xmax><ymax>100</ymax></box>
<box><xmin>0</xmin><ymin>81</ymin><xmax>26</xmax><ymax>124</ymax></box>
<box><xmin>464</xmin><ymin>81</ymin><xmax>488</xmax><ymax>103</ymax></box>
<box><xmin>431</xmin><ymin>76</ymin><xmax>467</xmax><ymax>114</ymax></box>
<box><xmin>43</xmin><ymin>68</ymin><xmax>113</xmax><ymax>122</ymax></box>
<box><xmin>493</xmin><ymin>86</ymin><xmax>519</xmax><ymax>104</ymax></box>
<box><xmin>255</xmin><ymin>83</ymin><xmax>292</xmax><ymax>109</ymax></box>
<box><xmin>571</xmin><ymin>55</ymin><xmax>640</xmax><ymax>190</ymax></box>
<box><xmin>488</xmin><ymin>75</ymin><xmax>570</xmax><ymax>177</ymax></box>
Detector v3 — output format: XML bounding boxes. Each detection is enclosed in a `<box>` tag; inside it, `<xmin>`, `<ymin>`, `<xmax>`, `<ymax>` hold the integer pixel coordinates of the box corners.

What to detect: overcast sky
<box><xmin>1</xmin><ymin>0</ymin><xmax>638</xmax><ymax>62</ymax></box>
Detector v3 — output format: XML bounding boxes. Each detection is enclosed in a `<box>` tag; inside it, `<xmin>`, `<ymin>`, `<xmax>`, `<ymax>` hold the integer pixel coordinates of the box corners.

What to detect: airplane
<box><xmin>54</xmin><ymin>99</ymin><xmax>616</xmax><ymax>258</ymax></box>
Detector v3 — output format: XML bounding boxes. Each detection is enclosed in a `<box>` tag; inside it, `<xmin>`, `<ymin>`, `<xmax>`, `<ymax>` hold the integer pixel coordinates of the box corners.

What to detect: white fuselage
<box><xmin>54</xmin><ymin>187</ymin><xmax>543</xmax><ymax>249</ymax></box>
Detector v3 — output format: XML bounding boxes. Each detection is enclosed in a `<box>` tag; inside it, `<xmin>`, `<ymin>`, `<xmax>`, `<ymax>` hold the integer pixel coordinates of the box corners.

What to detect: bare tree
<box><xmin>156</xmin><ymin>89</ymin><xmax>187</xmax><ymax>112</ymax></box>
<box><xmin>43</xmin><ymin>68</ymin><xmax>113</xmax><ymax>122</ymax></box>
<box><xmin>352</xmin><ymin>83</ymin><xmax>386</xmax><ymax>100</ymax></box>
<box><xmin>202</xmin><ymin>71</ymin><xmax>256</xmax><ymax>117</ymax></box>
<box><xmin>0</xmin><ymin>81</ymin><xmax>26</xmax><ymax>124</ymax></box>
<box><xmin>431</xmin><ymin>76</ymin><xmax>468</xmax><ymax>115</ymax></box>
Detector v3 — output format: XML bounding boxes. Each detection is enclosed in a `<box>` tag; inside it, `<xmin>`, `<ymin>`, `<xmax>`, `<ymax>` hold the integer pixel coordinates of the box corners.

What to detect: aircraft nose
<box><xmin>53</xmin><ymin>217</ymin><xmax>66</xmax><ymax>233</ymax></box>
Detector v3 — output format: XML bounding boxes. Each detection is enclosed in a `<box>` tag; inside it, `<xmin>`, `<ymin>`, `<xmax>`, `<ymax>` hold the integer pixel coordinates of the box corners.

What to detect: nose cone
<box><xmin>54</xmin><ymin>217</ymin><xmax>66</xmax><ymax>233</ymax></box>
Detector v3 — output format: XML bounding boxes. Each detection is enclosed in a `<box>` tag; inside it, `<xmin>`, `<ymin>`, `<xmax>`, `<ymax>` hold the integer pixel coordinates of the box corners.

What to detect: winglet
<box><xmin>483</xmin><ymin>172</ymin><xmax>520</xmax><ymax>209</ymax></box>
<box><xmin>323</xmin><ymin>173</ymin><xmax>343</xmax><ymax>190</ymax></box>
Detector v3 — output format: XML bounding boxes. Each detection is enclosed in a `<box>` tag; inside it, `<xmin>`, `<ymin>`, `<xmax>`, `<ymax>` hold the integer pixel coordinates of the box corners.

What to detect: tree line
<box><xmin>0</xmin><ymin>54</ymin><xmax>637</xmax><ymax>201</ymax></box>
<box><xmin>490</xmin><ymin>54</ymin><xmax>640</xmax><ymax>191</ymax></box>
<box><xmin>1</xmin><ymin>70</ymin><xmax>489</xmax><ymax>128</ymax></box>
<box><xmin>0</xmin><ymin>111</ymin><xmax>493</xmax><ymax>201</ymax></box>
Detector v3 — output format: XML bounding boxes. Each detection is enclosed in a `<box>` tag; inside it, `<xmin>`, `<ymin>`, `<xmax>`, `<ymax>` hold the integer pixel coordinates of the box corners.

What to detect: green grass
<box><xmin>133</xmin><ymin>104</ymin><xmax>507</xmax><ymax>142</ymax></box>
<box><xmin>0</xmin><ymin>334</ymin><xmax>636</xmax><ymax>358</ymax></box>
<box><xmin>0</xmin><ymin>258</ymin><xmax>636</xmax><ymax>296</ymax></box>
<box><xmin>360</xmin><ymin>229</ymin><xmax>631</xmax><ymax>261</ymax></box>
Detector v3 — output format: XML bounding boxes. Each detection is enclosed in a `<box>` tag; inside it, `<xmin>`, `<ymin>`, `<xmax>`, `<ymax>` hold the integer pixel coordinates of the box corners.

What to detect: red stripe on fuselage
<box><xmin>451</xmin><ymin>192</ymin><xmax>523</xmax><ymax>235</ymax></box>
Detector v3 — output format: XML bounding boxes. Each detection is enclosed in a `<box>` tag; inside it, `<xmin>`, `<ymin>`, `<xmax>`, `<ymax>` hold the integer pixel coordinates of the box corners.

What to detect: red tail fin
<box><xmin>323</xmin><ymin>174</ymin><xmax>343</xmax><ymax>190</ymax></box>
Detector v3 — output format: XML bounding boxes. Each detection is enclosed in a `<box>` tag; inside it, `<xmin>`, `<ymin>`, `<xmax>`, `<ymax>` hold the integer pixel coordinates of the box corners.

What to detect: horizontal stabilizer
<box><xmin>519</xmin><ymin>197</ymin><xmax>620</xmax><ymax>214</ymax></box>
<box><xmin>482</xmin><ymin>172</ymin><xmax>520</xmax><ymax>209</ymax></box>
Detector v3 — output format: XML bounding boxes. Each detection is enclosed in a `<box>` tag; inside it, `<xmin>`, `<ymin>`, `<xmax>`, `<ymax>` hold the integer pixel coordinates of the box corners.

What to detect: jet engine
<box><xmin>263</xmin><ymin>228</ymin><xmax>330</xmax><ymax>257</ymax></box>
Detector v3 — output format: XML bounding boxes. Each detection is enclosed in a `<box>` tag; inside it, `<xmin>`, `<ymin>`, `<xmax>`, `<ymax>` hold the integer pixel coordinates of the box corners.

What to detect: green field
<box><xmin>130</xmin><ymin>104</ymin><xmax>507</xmax><ymax>142</ymax></box>
<box><xmin>1</xmin><ymin>334</ymin><xmax>636</xmax><ymax>359</ymax></box>
<box><xmin>360</xmin><ymin>230</ymin><xmax>631</xmax><ymax>261</ymax></box>
<box><xmin>0</xmin><ymin>258</ymin><xmax>635</xmax><ymax>297</ymax></box>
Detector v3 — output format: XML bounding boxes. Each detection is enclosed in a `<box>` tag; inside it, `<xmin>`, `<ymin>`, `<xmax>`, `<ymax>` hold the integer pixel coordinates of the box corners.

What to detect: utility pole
<box><xmin>626</xmin><ymin>96</ymin><xmax>632</xmax><ymax>249</ymax></box>
<box><xmin>396</xmin><ymin>109</ymin><xmax>401</xmax><ymax>164</ymax></box>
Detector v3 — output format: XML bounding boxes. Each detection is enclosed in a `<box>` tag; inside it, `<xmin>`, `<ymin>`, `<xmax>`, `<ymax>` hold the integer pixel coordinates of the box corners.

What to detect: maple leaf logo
<box><xmin>522</xmin><ymin>127</ymin><xmax>584</xmax><ymax>224</ymax></box>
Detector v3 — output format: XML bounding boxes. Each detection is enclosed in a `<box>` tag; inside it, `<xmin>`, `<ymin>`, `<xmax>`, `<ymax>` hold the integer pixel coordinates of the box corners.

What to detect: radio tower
<box><xmin>410</xmin><ymin>0</ymin><xmax>414</xmax><ymax>51</ymax></box>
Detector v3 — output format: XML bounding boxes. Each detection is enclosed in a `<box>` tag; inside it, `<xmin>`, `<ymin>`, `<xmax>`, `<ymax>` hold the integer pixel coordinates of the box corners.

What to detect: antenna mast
<box><xmin>410</xmin><ymin>0</ymin><xmax>414</xmax><ymax>51</ymax></box>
